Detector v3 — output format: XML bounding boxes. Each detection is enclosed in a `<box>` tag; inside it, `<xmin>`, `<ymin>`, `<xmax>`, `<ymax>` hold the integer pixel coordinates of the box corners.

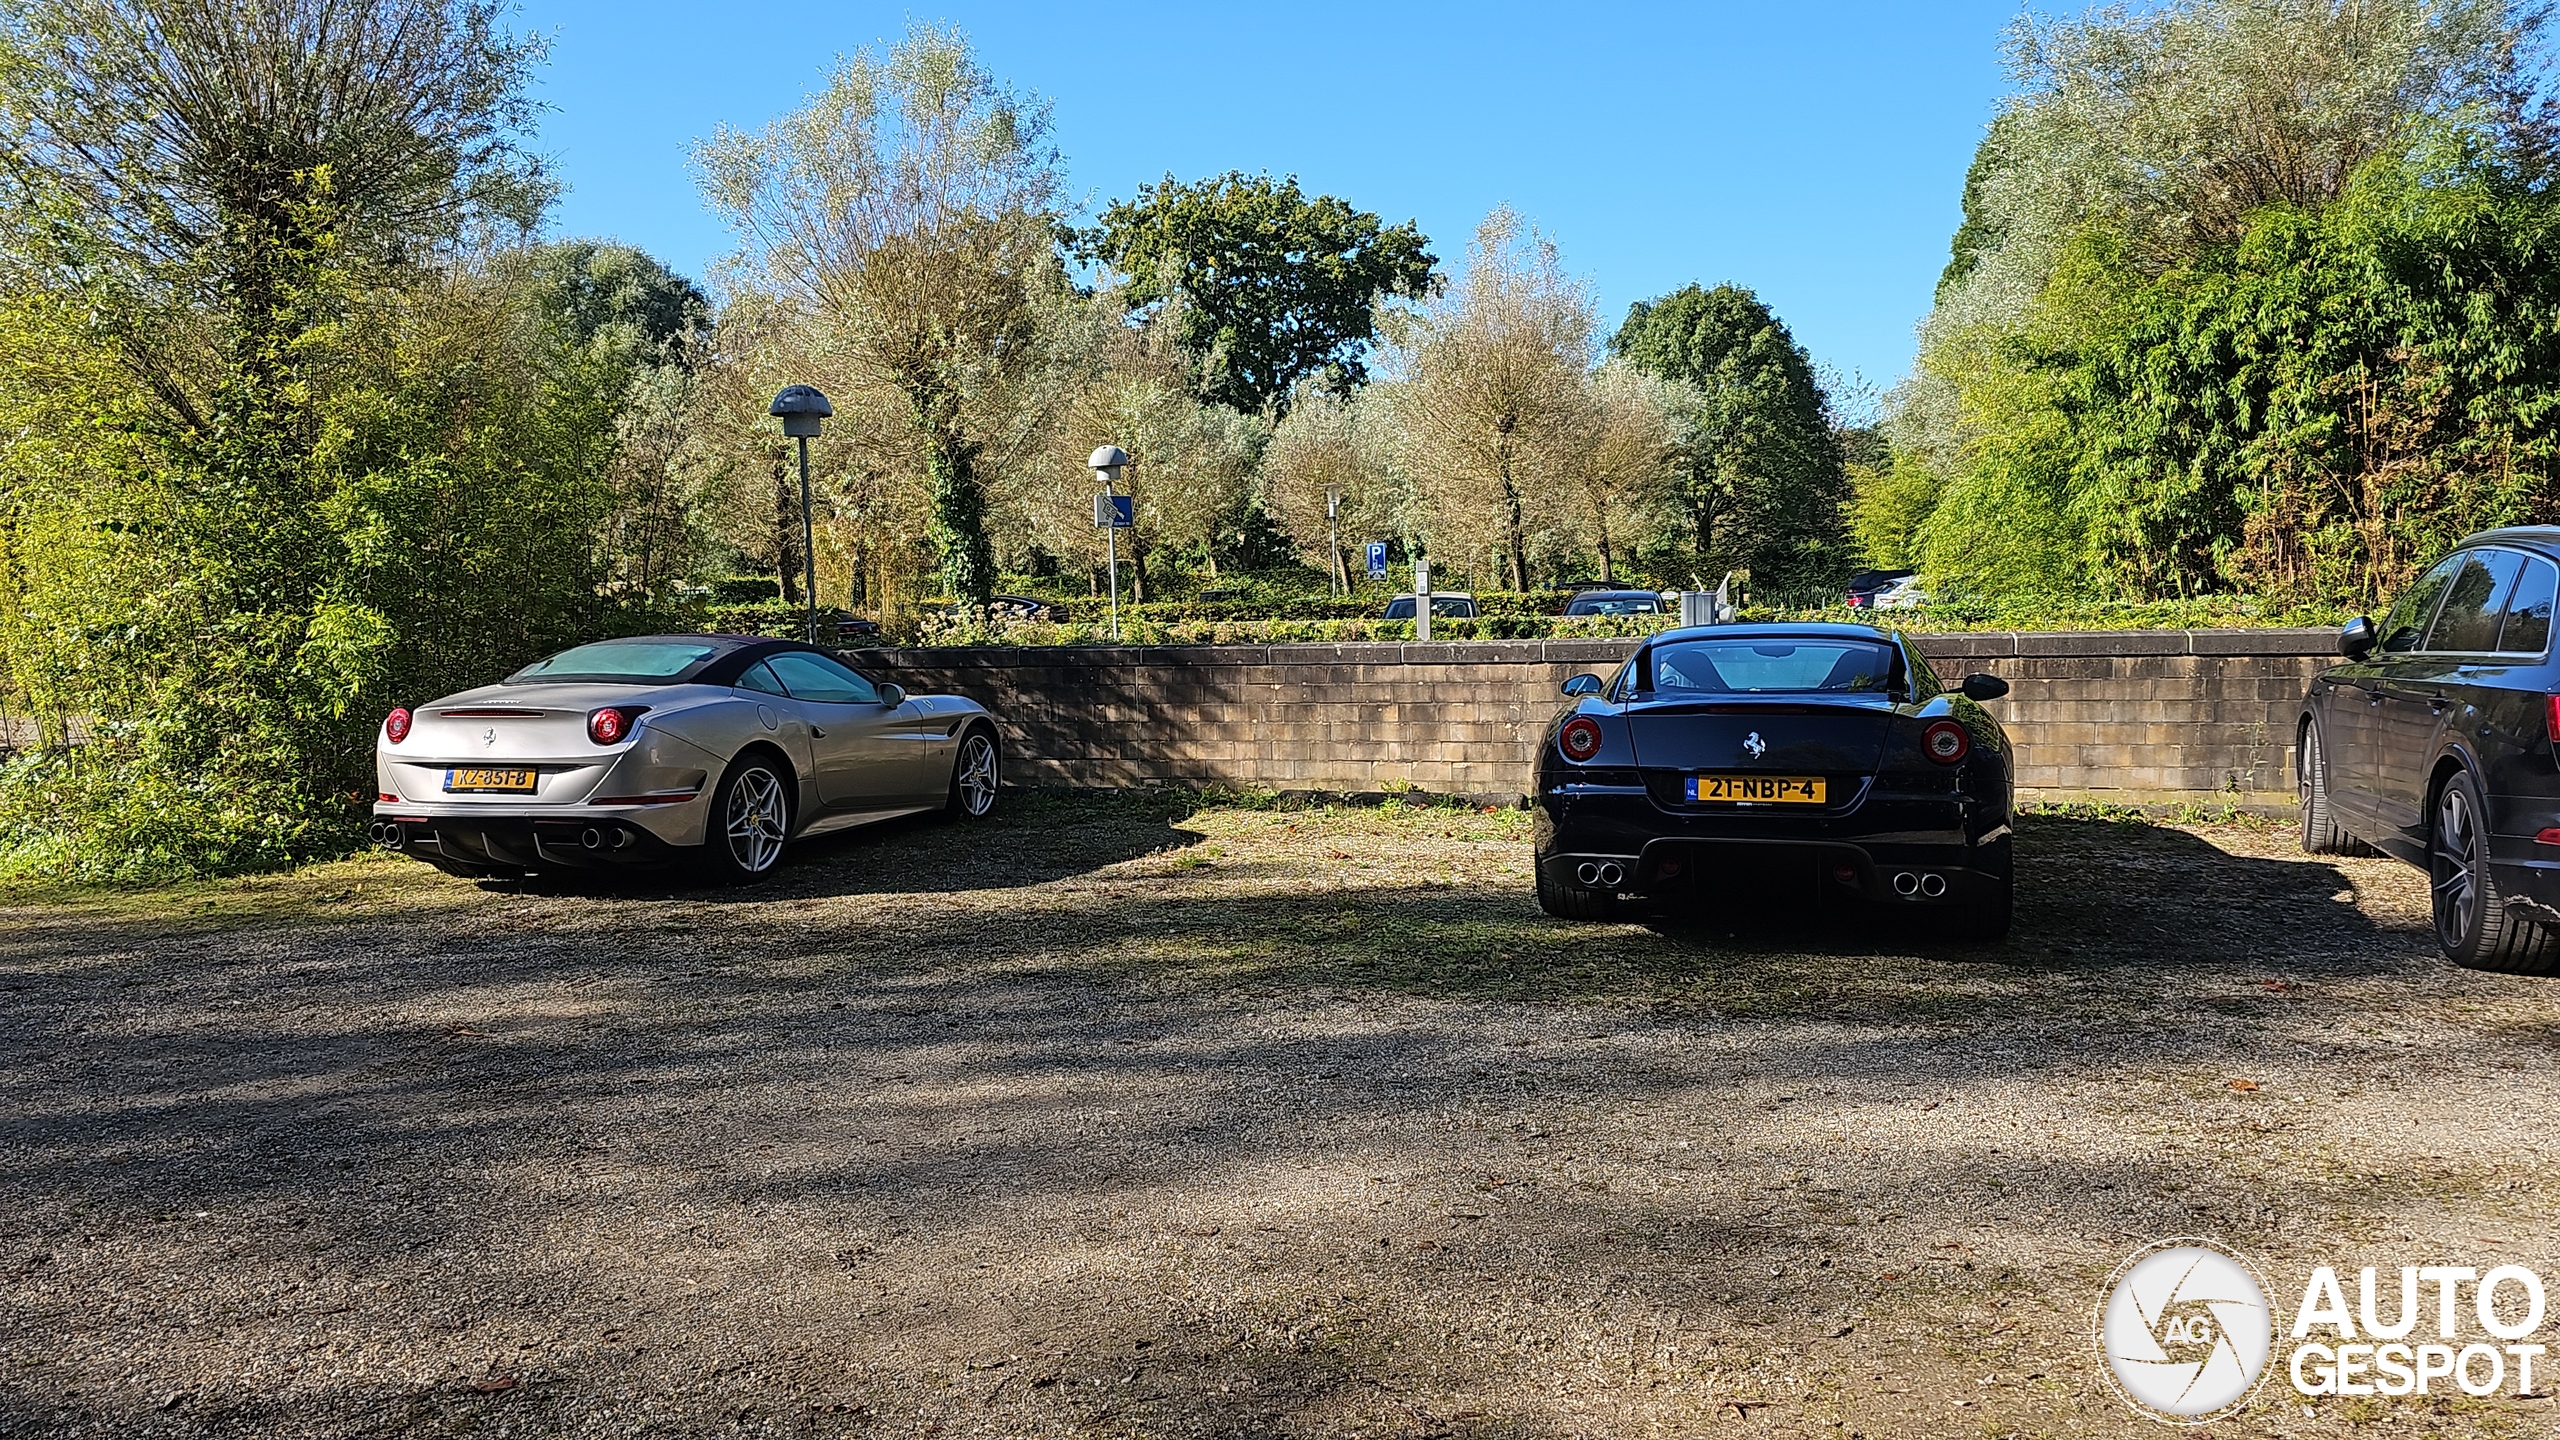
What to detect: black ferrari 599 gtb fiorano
<box><xmin>1533</xmin><ymin>623</ymin><xmax>2016</xmax><ymax>938</ymax></box>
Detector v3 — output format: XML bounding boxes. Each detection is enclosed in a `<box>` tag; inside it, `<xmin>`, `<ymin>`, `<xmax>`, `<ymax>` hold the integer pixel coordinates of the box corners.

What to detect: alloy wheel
<box><xmin>957</xmin><ymin>734</ymin><xmax>999</xmax><ymax>817</ymax></box>
<box><xmin>2433</xmin><ymin>783</ymin><xmax>2479</xmax><ymax>948</ymax></box>
<box><xmin>725</xmin><ymin>766</ymin><xmax>788</xmax><ymax>873</ymax></box>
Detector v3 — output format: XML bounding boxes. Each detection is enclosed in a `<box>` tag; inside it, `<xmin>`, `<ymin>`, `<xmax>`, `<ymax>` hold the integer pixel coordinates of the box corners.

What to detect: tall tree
<box><xmin>694</xmin><ymin>24</ymin><xmax>1063</xmax><ymax>606</ymax></box>
<box><xmin>1612</xmin><ymin>284</ymin><xmax>1850</xmax><ymax>592</ymax></box>
<box><xmin>1078</xmin><ymin>172</ymin><xmax>1436</xmax><ymax>417</ymax></box>
<box><xmin>1388</xmin><ymin>209</ymin><xmax>1590</xmax><ymax>592</ymax></box>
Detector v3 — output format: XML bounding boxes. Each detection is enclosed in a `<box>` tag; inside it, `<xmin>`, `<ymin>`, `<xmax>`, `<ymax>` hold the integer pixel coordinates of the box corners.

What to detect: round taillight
<box><xmin>383</xmin><ymin>707</ymin><xmax>411</xmax><ymax>744</ymax></box>
<box><xmin>1559</xmin><ymin>716</ymin><xmax>1604</xmax><ymax>762</ymax></box>
<box><xmin>588</xmin><ymin>707</ymin><xmax>630</xmax><ymax>745</ymax></box>
<box><xmin>1923</xmin><ymin>719</ymin><xmax>1970</xmax><ymax>764</ymax></box>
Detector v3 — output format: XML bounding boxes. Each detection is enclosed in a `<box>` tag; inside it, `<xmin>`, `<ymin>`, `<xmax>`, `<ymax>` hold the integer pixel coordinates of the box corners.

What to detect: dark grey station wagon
<box><xmin>2299</xmin><ymin>527</ymin><xmax>2560</xmax><ymax>972</ymax></box>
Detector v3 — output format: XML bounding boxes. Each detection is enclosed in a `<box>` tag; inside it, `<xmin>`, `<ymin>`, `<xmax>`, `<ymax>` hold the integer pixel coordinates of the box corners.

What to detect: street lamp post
<box><xmin>1326</xmin><ymin>488</ymin><xmax>1343</xmax><ymax>595</ymax></box>
<box><xmin>1090</xmin><ymin>446</ymin><xmax>1129</xmax><ymax>641</ymax></box>
<box><xmin>768</xmin><ymin>385</ymin><xmax>832</xmax><ymax>643</ymax></box>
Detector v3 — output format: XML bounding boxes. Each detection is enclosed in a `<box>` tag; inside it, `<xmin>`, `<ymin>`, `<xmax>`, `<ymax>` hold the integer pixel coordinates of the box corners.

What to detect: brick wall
<box><xmin>867</xmin><ymin>628</ymin><xmax>2339</xmax><ymax>807</ymax></box>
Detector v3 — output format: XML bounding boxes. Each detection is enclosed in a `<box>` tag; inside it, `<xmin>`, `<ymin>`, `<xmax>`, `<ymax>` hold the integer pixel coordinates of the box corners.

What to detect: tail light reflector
<box><xmin>1922</xmin><ymin>719</ymin><xmax>1970</xmax><ymax>764</ymax></box>
<box><xmin>2538</xmin><ymin>828</ymin><xmax>2560</xmax><ymax>847</ymax></box>
<box><xmin>1559</xmin><ymin>716</ymin><xmax>1604</xmax><ymax>762</ymax></box>
<box><xmin>383</xmin><ymin>707</ymin><xmax>411</xmax><ymax>743</ymax></box>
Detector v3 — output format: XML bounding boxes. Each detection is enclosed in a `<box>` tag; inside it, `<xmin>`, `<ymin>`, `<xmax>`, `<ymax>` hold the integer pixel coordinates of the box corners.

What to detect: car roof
<box><xmin>1570</xmin><ymin>589</ymin><xmax>1661</xmax><ymax>598</ymax></box>
<box><xmin>2461</xmin><ymin>527</ymin><xmax>2560</xmax><ymax>559</ymax></box>
<box><xmin>1647</xmin><ymin>621</ymin><xmax>1900</xmax><ymax>644</ymax></box>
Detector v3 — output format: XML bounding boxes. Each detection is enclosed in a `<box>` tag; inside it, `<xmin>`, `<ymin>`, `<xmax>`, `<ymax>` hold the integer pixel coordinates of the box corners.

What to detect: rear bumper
<box><xmin>1535</xmin><ymin>785</ymin><xmax>2007</xmax><ymax>905</ymax></box>
<box><xmin>370</xmin><ymin>797</ymin><xmax>707</xmax><ymax>871</ymax></box>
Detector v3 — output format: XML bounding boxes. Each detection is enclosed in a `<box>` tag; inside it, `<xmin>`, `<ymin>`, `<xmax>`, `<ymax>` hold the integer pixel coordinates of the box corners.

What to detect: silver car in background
<box><xmin>369</xmin><ymin>635</ymin><xmax>1001</xmax><ymax>882</ymax></box>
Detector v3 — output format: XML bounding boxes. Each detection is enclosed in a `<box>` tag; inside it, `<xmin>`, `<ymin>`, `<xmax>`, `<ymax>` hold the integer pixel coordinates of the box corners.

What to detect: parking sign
<box><xmin>1365</xmin><ymin>541</ymin><xmax>1387</xmax><ymax>579</ymax></box>
<box><xmin>1093</xmin><ymin>494</ymin><xmax>1134</xmax><ymax>529</ymax></box>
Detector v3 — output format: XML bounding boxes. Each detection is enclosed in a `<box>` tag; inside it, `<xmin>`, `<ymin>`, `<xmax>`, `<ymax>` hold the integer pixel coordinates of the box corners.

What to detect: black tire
<box><xmin>945</xmin><ymin>726</ymin><xmax>1000</xmax><ymax>819</ymax></box>
<box><xmin>702</xmin><ymin>750</ymin><xmax>794</xmax><ymax>884</ymax></box>
<box><xmin>2298</xmin><ymin>720</ymin><xmax>2376</xmax><ymax>856</ymax></box>
<box><xmin>2432</xmin><ymin>768</ymin><xmax>2560</xmax><ymax>975</ymax></box>
<box><xmin>1536</xmin><ymin>866</ymin><xmax>1621</xmax><ymax>921</ymax></box>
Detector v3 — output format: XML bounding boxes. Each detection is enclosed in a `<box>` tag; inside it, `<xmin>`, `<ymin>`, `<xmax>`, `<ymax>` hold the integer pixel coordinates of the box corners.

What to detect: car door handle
<box><xmin>2428</xmin><ymin>695</ymin><xmax>2450</xmax><ymax>712</ymax></box>
<box><xmin>811</xmin><ymin>726</ymin><xmax>827</xmax><ymax>738</ymax></box>
<box><xmin>2366</xmin><ymin>690</ymin><xmax>2384</xmax><ymax>704</ymax></box>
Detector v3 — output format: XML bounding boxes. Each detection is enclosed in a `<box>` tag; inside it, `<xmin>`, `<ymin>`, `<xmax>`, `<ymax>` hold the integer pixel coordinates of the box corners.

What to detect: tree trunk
<box><xmin>1594</xmin><ymin>498</ymin><xmax>1616</xmax><ymax>583</ymax></box>
<box><xmin>915</xmin><ymin>386</ymin><xmax>994</xmax><ymax>605</ymax></box>
<box><xmin>773</xmin><ymin>452</ymin><xmax>801</xmax><ymax>604</ymax></box>
<box><xmin>1498</xmin><ymin>451</ymin><xmax>1528</xmax><ymax>592</ymax></box>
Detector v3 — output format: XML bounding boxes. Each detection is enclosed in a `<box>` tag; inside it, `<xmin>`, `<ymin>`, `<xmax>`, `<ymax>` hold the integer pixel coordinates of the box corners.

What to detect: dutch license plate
<box><xmin>1688</xmin><ymin>774</ymin><xmax>1825</xmax><ymax>804</ymax></box>
<box><xmin>445</xmin><ymin>767</ymin><xmax>538</xmax><ymax>794</ymax></box>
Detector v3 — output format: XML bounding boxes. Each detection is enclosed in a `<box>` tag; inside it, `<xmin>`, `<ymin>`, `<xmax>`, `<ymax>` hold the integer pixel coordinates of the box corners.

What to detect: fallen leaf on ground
<box><xmin>2229</xmin><ymin>1079</ymin><xmax>2261</xmax><ymax>1092</ymax></box>
<box><xmin>468</xmin><ymin>1376</ymin><xmax>517</xmax><ymax>1393</ymax></box>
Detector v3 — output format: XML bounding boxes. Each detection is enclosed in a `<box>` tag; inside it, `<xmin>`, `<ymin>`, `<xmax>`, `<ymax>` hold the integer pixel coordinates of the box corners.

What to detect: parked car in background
<box><xmin>1846</xmin><ymin>572</ymin><xmax>1926</xmax><ymax>609</ymax></box>
<box><xmin>2298</xmin><ymin>527</ymin><xmax>2560</xmax><ymax>973</ymax></box>
<box><xmin>1383</xmin><ymin>593</ymin><xmax>1478</xmax><ymax>620</ymax></box>
<box><xmin>1533</xmin><ymin>621</ymin><xmax>2014</xmax><ymax>938</ymax></box>
<box><xmin>372</xmin><ymin>635</ymin><xmax>1002</xmax><ymax>884</ymax></box>
<box><xmin>1564</xmin><ymin>589</ymin><xmax>1669</xmax><ymax>616</ymax></box>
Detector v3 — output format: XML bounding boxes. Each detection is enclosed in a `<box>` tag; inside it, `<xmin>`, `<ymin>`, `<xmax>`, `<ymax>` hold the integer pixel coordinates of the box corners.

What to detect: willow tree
<box><xmin>694</xmin><ymin>25</ymin><xmax>1062</xmax><ymax>605</ymax></box>
<box><xmin>1387</xmin><ymin>209</ymin><xmax>1591</xmax><ymax>591</ymax></box>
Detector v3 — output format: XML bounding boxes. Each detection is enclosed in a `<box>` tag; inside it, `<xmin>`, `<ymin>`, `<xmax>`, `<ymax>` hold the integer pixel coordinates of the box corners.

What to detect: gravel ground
<box><xmin>4</xmin><ymin>794</ymin><xmax>2558</xmax><ymax>1439</ymax></box>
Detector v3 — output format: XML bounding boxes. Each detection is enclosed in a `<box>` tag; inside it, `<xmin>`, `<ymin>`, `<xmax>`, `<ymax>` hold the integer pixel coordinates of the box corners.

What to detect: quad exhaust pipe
<box><xmin>1891</xmin><ymin>871</ymin><xmax>1949</xmax><ymax>899</ymax></box>
<box><xmin>1575</xmin><ymin>861</ymin><xmax>1626</xmax><ymax>889</ymax></box>
<box><xmin>370</xmin><ymin>821</ymin><xmax>402</xmax><ymax>849</ymax></box>
<box><xmin>579</xmin><ymin>826</ymin><xmax>634</xmax><ymax>851</ymax></box>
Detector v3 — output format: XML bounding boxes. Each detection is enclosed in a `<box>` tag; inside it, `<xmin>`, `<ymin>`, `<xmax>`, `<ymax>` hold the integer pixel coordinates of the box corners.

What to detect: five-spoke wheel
<box><xmin>948</xmin><ymin>729</ymin><xmax>1000</xmax><ymax>819</ymax></box>
<box><xmin>706</xmin><ymin>756</ymin><xmax>792</xmax><ymax>882</ymax></box>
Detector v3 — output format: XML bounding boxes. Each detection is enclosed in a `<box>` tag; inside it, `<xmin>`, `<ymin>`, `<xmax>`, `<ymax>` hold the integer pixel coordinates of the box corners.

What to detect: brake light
<box><xmin>588</xmin><ymin>707</ymin><xmax>636</xmax><ymax>745</ymax></box>
<box><xmin>383</xmin><ymin>707</ymin><xmax>411</xmax><ymax>743</ymax></box>
<box><xmin>1559</xmin><ymin>716</ymin><xmax>1604</xmax><ymax>762</ymax></box>
<box><xmin>1922</xmin><ymin>719</ymin><xmax>1970</xmax><ymax>764</ymax></box>
<box><xmin>2546</xmin><ymin>694</ymin><xmax>2560</xmax><ymax>743</ymax></box>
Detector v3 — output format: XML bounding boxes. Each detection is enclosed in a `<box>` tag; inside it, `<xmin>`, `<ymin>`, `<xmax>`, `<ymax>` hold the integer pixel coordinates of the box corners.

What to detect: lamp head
<box><xmin>770</xmin><ymin>385</ymin><xmax>833</xmax><ymax>439</ymax></box>
<box><xmin>1089</xmin><ymin>444</ymin><xmax>1129</xmax><ymax>484</ymax></box>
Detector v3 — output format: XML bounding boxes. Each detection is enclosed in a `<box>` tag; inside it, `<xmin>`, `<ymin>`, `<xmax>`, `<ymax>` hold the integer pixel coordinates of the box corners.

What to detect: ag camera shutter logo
<box><xmin>2097</xmin><ymin>1238</ymin><xmax>2275</xmax><ymax>1423</ymax></box>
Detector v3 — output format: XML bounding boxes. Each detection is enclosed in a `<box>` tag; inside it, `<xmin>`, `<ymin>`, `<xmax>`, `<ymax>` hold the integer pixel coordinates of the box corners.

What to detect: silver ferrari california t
<box><xmin>369</xmin><ymin>635</ymin><xmax>1000</xmax><ymax>882</ymax></box>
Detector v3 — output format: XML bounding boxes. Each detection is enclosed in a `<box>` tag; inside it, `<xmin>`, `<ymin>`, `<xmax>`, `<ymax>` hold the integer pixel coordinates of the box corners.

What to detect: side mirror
<box><xmin>1960</xmin><ymin>673</ymin><xmax>2009</xmax><ymax>702</ymax></box>
<box><xmin>1560</xmin><ymin>673</ymin><xmax>1604</xmax><ymax>697</ymax></box>
<box><xmin>2339</xmin><ymin>616</ymin><xmax>2376</xmax><ymax>659</ymax></box>
<box><xmin>877</xmin><ymin>682</ymin><xmax>907</xmax><ymax>706</ymax></box>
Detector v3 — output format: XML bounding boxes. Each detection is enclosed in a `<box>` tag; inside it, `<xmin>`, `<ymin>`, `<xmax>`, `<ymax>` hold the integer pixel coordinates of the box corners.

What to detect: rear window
<box><xmin>2501</xmin><ymin>558</ymin><xmax>2558</xmax><ymax>654</ymax></box>
<box><xmin>1565</xmin><ymin>594</ymin><xmax>1661</xmax><ymax>615</ymax></box>
<box><xmin>508</xmin><ymin>640</ymin><xmax>721</xmax><ymax>684</ymax></box>
<box><xmin>1384</xmin><ymin>597</ymin><xmax>1476</xmax><ymax>619</ymax></box>
<box><xmin>1642</xmin><ymin>638</ymin><xmax>1899</xmax><ymax>695</ymax></box>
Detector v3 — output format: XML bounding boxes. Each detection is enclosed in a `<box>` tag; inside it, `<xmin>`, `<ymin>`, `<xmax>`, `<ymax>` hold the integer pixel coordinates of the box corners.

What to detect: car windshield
<box><xmin>508</xmin><ymin>640</ymin><xmax>721</xmax><ymax>684</ymax></box>
<box><xmin>1567</xmin><ymin>595</ymin><xmax>1659</xmax><ymax>615</ymax></box>
<box><xmin>1384</xmin><ymin>597</ymin><xmax>1473</xmax><ymax>618</ymax></box>
<box><xmin>1645</xmin><ymin>638</ymin><xmax>1898</xmax><ymax>695</ymax></box>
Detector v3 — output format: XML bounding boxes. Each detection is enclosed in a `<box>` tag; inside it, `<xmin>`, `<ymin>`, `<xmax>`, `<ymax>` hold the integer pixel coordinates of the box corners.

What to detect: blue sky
<box><xmin>521</xmin><ymin>1</ymin><xmax>2022</xmax><ymax>392</ymax></box>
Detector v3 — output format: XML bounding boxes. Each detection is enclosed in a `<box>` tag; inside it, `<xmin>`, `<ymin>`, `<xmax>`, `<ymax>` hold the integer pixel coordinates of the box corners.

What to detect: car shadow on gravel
<box><xmin>476</xmin><ymin>787</ymin><xmax>1212</xmax><ymax>902</ymax></box>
